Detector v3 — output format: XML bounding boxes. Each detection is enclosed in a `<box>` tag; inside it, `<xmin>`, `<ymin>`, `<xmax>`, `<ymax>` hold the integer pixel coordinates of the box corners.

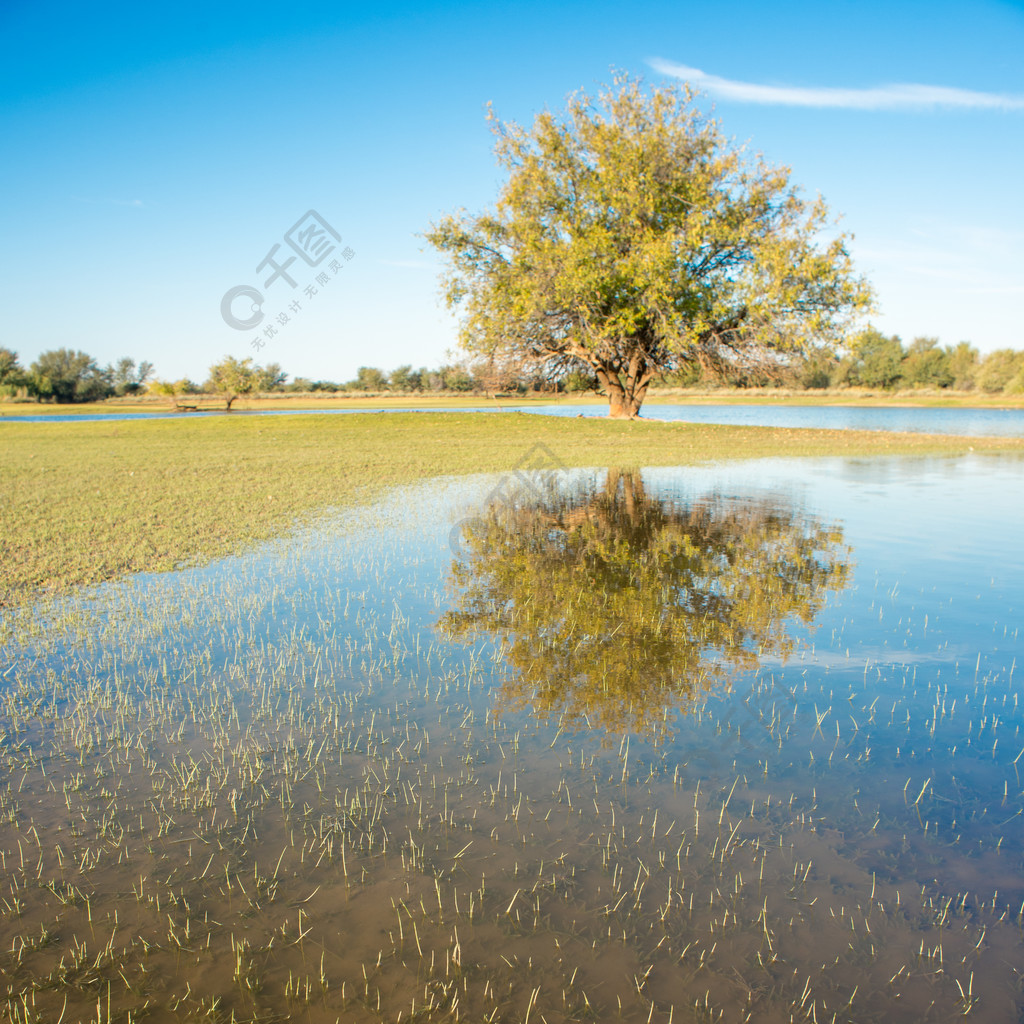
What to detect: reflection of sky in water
<box><xmin>10</xmin><ymin>454</ymin><xmax>1022</xmax><ymax>708</ymax></box>
<box><xmin>11</xmin><ymin>455</ymin><xmax>1022</xmax><ymax>837</ymax></box>
<box><xmin>532</xmin><ymin>403</ymin><xmax>1024</xmax><ymax>436</ymax></box>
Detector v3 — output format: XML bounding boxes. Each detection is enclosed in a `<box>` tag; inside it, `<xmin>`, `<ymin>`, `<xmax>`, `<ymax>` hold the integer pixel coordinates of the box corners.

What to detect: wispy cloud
<box><xmin>73</xmin><ymin>196</ymin><xmax>145</xmax><ymax>207</ymax></box>
<box><xmin>648</xmin><ymin>58</ymin><xmax>1024</xmax><ymax>111</ymax></box>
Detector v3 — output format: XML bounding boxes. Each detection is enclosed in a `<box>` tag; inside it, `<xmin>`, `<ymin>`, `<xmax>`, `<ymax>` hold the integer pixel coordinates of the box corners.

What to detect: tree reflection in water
<box><xmin>440</xmin><ymin>469</ymin><xmax>851</xmax><ymax>742</ymax></box>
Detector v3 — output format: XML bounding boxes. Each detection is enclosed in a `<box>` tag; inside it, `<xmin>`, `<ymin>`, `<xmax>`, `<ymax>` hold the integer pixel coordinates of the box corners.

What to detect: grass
<box><xmin>2</xmin><ymin>410</ymin><xmax>1023</xmax><ymax>606</ymax></box>
<box><xmin>0</xmin><ymin>461</ymin><xmax>1019</xmax><ymax>1023</ymax></box>
<box><xmin>3</xmin><ymin>384</ymin><xmax>1024</xmax><ymax>416</ymax></box>
<box><xmin>1</xmin><ymin>456</ymin><xmax>1021</xmax><ymax>1023</ymax></box>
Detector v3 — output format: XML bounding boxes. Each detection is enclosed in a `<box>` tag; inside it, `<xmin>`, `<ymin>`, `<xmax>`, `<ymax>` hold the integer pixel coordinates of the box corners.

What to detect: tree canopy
<box><xmin>111</xmin><ymin>357</ymin><xmax>155</xmax><ymax>396</ymax></box>
<box><xmin>205</xmin><ymin>357</ymin><xmax>286</xmax><ymax>409</ymax></box>
<box><xmin>439</xmin><ymin>470</ymin><xmax>850</xmax><ymax>742</ymax></box>
<box><xmin>29</xmin><ymin>348</ymin><xmax>111</xmax><ymax>403</ymax></box>
<box><xmin>427</xmin><ymin>77</ymin><xmax>873</xmax><ymax>417</ymax></box>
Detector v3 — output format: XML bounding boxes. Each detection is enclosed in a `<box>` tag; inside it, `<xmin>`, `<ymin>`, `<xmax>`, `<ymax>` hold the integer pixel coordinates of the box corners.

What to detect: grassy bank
<box><xmin>3</xmin><ymin>385</ymin><xmax>1024</xmax><ymax>416</ymax></box>
<box><xmin>3</xmin><ymin>411</ymin><xmax>1023</xmax><ymax>607</ymax></box>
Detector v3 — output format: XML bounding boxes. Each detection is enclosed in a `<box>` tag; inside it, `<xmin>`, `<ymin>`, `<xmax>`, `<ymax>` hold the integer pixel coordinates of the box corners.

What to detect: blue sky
<box><xmin>2</xmin><ymin>0</ymin><xmax>1022</xmax><ymax>383</ymax></box>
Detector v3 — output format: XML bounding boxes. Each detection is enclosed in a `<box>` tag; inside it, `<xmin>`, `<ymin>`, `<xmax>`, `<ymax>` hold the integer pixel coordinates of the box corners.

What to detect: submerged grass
<box><xmin>1</xmin><ymin>467</ymin><xmax>1021</xmax><ymax>1023</ymax></box>
<box><xmin>2</xmin><ymin>411</ymin><xmax>1023</xmax><ymax>606</ymax></box>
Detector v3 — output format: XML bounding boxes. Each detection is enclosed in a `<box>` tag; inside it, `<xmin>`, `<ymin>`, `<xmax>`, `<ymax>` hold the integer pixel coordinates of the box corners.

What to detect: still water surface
<box><xmin>1</xmin><ymin>455</ymin><xmax>1022</xmax><ymax>1022</ymax></box>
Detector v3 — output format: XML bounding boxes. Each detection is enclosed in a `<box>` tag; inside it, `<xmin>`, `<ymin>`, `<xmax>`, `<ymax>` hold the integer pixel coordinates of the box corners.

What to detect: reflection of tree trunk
<box><xmin>548</xmin><ymin>471</ymin><xmax>647</xmax><ymax>531</ymax></box>
<box><xmin>607</xmin><ymin>468</ymin><xmax>643</xmax><ymax>518</ymax></box>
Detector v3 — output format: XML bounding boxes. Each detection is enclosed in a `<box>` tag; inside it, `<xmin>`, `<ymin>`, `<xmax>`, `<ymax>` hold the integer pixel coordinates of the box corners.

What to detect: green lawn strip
<box><xmin>2</xmin><ymin>411</ymin><xmax>1022</xmax><ymax>607</ymax></box>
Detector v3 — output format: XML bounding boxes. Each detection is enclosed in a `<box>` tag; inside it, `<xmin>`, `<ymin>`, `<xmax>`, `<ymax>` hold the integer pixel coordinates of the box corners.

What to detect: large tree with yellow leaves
<box><xmin>427</xmin><ymin>77</ymin><xmax>872</xmax><ymax>417</ymax></box>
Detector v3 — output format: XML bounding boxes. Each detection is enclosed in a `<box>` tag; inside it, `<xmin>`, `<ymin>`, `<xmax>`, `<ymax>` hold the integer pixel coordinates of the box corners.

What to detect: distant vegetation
<box><xmin>2</xmin><ymin>332</ymin><xmax>1024</xmax><ymax>406</ymax></box>
<box><xmin>0</xmin><ymin>348</ymin><xmax>153</xmax><ymax>402</ymax></box>
<box><xmin>785</xmin><ymin>332</ymin><xmax>1024</xmax><ymax>394</ymax></box>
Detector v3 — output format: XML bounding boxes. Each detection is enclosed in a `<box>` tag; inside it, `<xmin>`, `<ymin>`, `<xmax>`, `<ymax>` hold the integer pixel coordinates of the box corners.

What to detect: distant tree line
<box><xmin>3</xmin><ymin>334</ymin><xmax>1024</xmax><ymax>405</ymax></box>
<box><xmin>144</xmin><ymin>356</ymin><xmax>565</xmax><ymax>402</ymax></box>
<box><xmin>654</xmin><ymin>330</ymin><xmax>1024</xmax><ymax>394</ymax></box>
<box><xmin>0</xmin><ymin>348</ymin><xmax>153</xmax><ymax>402</ymax></box>
<box><xmin>144</xmin><ymin>360</ymin><xmax>501</xmax><ymax>404</ymax></box>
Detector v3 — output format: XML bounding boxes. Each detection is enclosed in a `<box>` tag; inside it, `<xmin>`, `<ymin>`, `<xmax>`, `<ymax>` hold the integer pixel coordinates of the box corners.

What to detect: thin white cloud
<box><xmin>72</xmin><ymin>196</ymin><xmax>145</xmax><ymax>207</ymax></box>
<box><xmin>648</xmin><ymin>58</ymin><xmax>1024</xmax><ymax>111</ymax></box>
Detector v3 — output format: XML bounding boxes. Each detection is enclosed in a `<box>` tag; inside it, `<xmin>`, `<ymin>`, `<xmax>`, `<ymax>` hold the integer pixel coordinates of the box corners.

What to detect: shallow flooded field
<box><xmin>2</xmin><ymin>455</ymin><xmax>1023</xmax><ymax>1023</ymax></box>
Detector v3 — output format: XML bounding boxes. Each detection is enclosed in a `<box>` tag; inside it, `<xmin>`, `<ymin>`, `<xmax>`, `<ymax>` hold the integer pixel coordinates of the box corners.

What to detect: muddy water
<box><xmin>1</xmin><ymin>456</ymin><xmax>1022</xmax><ymax>1023</ymax></box>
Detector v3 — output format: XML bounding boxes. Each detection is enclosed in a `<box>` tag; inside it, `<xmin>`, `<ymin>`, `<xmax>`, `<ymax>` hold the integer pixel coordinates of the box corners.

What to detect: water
<box><xmin>532</xmin><ymin>402</ymin><xmax>1024</xmax><ymax>436</ymax></box>
<box><xmin>1</xmin><ymin>455</ymin><xmax>1022</xmax><ymax>1022</ymax></box>
<box><xmin>4</xmin><ymin>402</ymin><xmax>1024</xmax><ymax>435</ymax></box>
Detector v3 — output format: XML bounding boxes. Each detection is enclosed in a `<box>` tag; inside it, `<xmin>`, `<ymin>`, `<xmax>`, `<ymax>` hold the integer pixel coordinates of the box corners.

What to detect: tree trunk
<box><xmin>597</xmin><ymin>366</ymin><xmax>648</xmax><ymax>419</ymax></box>
<box><xmin>607</xmin><ymin>390</ymin><xmax>641</xmax><ymax>418</ymax></box>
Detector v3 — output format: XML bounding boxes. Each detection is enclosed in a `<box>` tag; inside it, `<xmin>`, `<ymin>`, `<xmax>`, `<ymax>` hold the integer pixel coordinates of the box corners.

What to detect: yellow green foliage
<box><xmin>428</xmin><ymin>76</ymin><xmax>873</xmax><ymax>417</ymax></box>
<box><xmin>440</xmin><ymin>470</ymin><xmax>850</xmax><ymax>741</ymax></box>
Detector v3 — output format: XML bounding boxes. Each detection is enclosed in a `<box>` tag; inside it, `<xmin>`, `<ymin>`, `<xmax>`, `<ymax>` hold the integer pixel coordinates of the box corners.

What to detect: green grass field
<box><xmin>3</xmin><ymin>411</ymin><xmax>1023</xmax><ymax>607</ymax></box>
<box><xmin>3</xmin><ymin>385</ymin><xmax>1024</xmax><ymax>416</ymax></box>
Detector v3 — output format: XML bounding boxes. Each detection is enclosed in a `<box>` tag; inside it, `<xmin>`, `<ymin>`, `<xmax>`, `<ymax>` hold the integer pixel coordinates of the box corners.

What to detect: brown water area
<box><xmin>2</xmin><ymin>461</ymin><xmax>1022</xmax><ymax>1023</ymax></box>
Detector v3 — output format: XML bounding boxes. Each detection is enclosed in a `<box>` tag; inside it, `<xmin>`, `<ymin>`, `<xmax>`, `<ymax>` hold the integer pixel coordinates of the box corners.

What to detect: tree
<box><xmin>352</xmin><ymin>366</ymin><xmax>388</xmax><ymax>392</ymax></box>
<box><xmin>440</xmin><ymin>470</ymin><xmax>850</xmax><ymax>741</ymax></box>
<box><xmin>901</xmin><ymin>337</ymin><xmax>952</xmax><ymax>388</ymax></box>
<box><xmin>150</xmin><ymin>378</ymin><xmax>199</xmax><ymax>403</ymax></box>
<box><xmin>253</xmin><ymin>362</ymin><xmax>287</xmax><ymax>391</ymax></box>
<box><xmin>427</xmin><ymin>76</ymin><xmax>872</xmax><ymax>418</ymax></box>
<box><xmin>975</xmin><ymin>349</ymin><xmax>1024</xmax><ymax>393</ymax></box>
<box><xmin>292</xmin><ymin>379</ymin><xmax>342</xmax><ymax>392</ymax></box>
<box><xmin>836</xmin><ymin>327</ymin><xmax>904</xmax><ymax>389</ymax></box>
<box><xmin>0</xmin><ymin>348</ymin><xmax>26</xmax><ymax>396</ymax></box>
<box><xmin>439</xmin><ymin>363</ymin><xmax>476</xmax><ymax>391</ymax></box>
<box><xmin>206</xmin><ymin>356</ymin><xmax>279</xmax><ymax>409</ymax></box>
<box><xmin>947</xmin><ymin>341</ymin><xmax>978</xmax><ymax>390</ymax></box>
<box><xmin>29</xmin><ymin>348</ymin><xmax>111</xmax><ymax>403</ymax></box>
<box><xmin>389</xmin><ymin>365</ymin><xmax>423</xmax><ymax>391</ymax></box>
<box><xmin>110</xmin><ymin>357</ymin><xmax>155</xmax><ymax>396</ymax></box>
<box><xmin>0</xmin><ymin>348</ymin><xmax>22</xmax><ymax>382</ymax></box>
<box><xmin>793</xmin><ymin>346</ymin><xmax>838</xmax><ymax>389</ymax></box>
<box><xmin>469</xmin><ymin>351</ymin><xmax>531</xmax><ymax>396</ymax></box>
<box><xmin>423</xmin><ymin>369</ymin><xmax>446</xmax><ymax>391</ymax></box>
<box><xmin>1006</xmin><ymin>365</ymin><xmax>1024</xmax><ymax>395</ymax></box>
<box><xmin>563</xmin><ymin>367</ymin><xmax>599</xmax><ymax>392</ymax></box>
